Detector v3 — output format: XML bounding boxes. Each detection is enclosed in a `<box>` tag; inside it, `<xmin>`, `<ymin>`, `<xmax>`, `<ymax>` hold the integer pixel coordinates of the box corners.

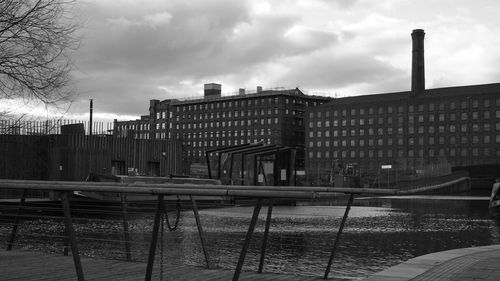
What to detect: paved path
<box><xmin>0</xmin><ymin>250</ymin><xmax>321</xmax><ymax>281</ymax></box>
<box><xmin>364</xmin><ymin>244</ymin><xmax>500</xmax><ymax>281</ymax></box>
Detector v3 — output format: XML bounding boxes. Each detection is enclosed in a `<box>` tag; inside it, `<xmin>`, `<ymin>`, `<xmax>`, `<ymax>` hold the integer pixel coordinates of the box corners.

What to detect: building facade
<box><xmin>305</xmin><ymin>29</ymin><xmax>500</xmax><ymax>185</ymax></box>
<box><xmin>305</xmin><ymin>83</ymin><xmax>500</xmax><ymax>183</ymax></box>
<box><xmin>114</xmin><ymin>85</ymin><xmax>331</xmax><ymax>172</ymax></box>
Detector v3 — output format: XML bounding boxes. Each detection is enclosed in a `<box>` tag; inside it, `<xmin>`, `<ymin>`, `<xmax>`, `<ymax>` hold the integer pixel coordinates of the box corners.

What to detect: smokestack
<box><xmin>411</xmin><ymin>29</ymin><xmax>425</xmax><ymax>93</ymax></box>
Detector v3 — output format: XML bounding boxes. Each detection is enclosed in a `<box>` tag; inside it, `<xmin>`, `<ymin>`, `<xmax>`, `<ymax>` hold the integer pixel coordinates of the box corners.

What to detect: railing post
<box><xmin>61</xmin><ymin>191</ymin><xmax>85</xmax><ymax>281</ymax></box>
<box><xmin>7</xmin><ymin>189</ymin><xmax>27</xmax><ymax>251</ymax></box>
<box><xmin>233</xmin><ymin>198</ymin><xmax>263</xmax><ymax>281</ymax></box>
<box><xmin>258</xmin><ymin>199</ymin><xmax>273</xmax><ymax>273</ymax></box>
<box><xmin>323</xmin><ymin>193</ymin><xmax>355</xmax><ymax>280</ymax></box>
<box><xmin>191</xmin><ymin>195</ymin><xmax>210</xmax><ymax>268</ymax></box>
<box><xmin>145</xmin><ymin>194</ymin><xmax>164</xmax><ymax>281</ymax></box>
<box><xmin>120</xmin><ymin>193</ymin><xmax>132</xmax><ymax>261</ymax></box>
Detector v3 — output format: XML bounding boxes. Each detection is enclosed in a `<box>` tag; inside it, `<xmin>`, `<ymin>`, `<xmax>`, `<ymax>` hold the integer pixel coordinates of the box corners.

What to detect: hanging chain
<box><xmin>164</xmin><ymin>198</ymin><xmax>181</xmax><ymax>231</ymax></box>
<box><xmin>158</xmin><ymin>198</ymin><xmax>181</xmax><ymax>280</ymax></box>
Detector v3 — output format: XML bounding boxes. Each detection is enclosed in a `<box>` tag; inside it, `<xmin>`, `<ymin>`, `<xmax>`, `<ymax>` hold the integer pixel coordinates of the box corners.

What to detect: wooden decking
<box><xmin>0</xmin><ymin>250</ymin><xmax>321</xmax><ymax>281</ymax></box>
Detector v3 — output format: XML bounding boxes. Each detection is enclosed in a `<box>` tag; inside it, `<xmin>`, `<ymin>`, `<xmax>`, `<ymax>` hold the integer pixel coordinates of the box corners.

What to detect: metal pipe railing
<box><xmin>1</xmin><ymin>177</ymin><xmax>466</xmax><ymax>281</ymax></box>
<box><xmin>0</xmin><ymin>179</ymin><xmax>399</xmax><ymax>198</ymax></box>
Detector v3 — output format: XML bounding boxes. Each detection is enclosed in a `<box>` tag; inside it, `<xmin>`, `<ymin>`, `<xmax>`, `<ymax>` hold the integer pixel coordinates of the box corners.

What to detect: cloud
<box><xmin>277</xmin><ymin>49</ymin><xmax>406</xmax><ymax>92</ymax></box>
<box><xmin>63</xmin><ymin>0</ymin><xmax>500</xmax><ymax>121</ymax></box>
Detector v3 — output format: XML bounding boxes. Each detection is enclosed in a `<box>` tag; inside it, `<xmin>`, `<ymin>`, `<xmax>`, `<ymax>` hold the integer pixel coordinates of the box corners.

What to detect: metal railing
<box><xmin>2</xmin><ymin>177</ymin><xmax>473</xmax><ymax>281</ymax></box>
<box><xmin>0</xmin><ymin>179</ymin><xmax>403</xmax><ymax>281</ymax></box>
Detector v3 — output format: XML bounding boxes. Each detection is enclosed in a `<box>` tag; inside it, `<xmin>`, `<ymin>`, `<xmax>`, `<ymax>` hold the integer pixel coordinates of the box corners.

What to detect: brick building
<box><xmin>114</xmin><ymin>86</ymin><xmax>331</xmax><ymax>172</ymax></box>
<box><xmin>305</xmin><ymin>29</ymin><xmax>500</xmax><ymax>185</ymax></box>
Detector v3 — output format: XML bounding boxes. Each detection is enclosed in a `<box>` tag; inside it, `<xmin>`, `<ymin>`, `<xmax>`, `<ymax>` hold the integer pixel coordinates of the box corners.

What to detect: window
<box><xmin>472</xmin><ymin>124</ymin><xmax>479</xmax><ymax>132</ymax></box>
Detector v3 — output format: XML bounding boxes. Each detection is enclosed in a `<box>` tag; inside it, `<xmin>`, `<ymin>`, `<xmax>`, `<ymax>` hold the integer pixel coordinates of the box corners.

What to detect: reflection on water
<box><xmin>1</xmin><ymin>196</ymin><xmax>499</xmax><ymax>280</ymax></box>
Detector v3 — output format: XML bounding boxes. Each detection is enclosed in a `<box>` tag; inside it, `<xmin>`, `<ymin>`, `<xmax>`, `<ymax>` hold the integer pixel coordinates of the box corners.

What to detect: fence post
<box><xmin>233</xmin><ymin>198</ymin><xmax>263</xmax><ymax>281</ymax></box>
<box><xmin>120</xmin><ymin>193</ymin><xmax>132</xmax><ymax>261</ymax></box>
<box><xmin>145</xmin><ymin>195</ymin><xmax>164</xmax><ymax>281</ymax></box>
<box><xmin>324</xmin><ymin>193</ymin><xmax>355</xmax><ymax>280</ymax></box>
<box><xmin>258</xmin><ymin>199</ymin><xmax>273</xmax><ymax>273</ymax></box>
<box><xmin>6</xmin><ymin>189</ymin><xmax>27</xmax><ymax>250</ymax></box>
<box><xmin>61</xmin><ymin>191</ymin><xmax>85</xmax><ymax>281</ymax></box>
<box><xmin>191</xmin><ymin>196</ymin><xmax>210</xmax><ymax>268</ymax></box>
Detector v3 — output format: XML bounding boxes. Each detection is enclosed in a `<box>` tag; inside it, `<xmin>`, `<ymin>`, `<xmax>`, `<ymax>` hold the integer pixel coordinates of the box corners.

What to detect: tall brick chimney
<box><xmin>411</xmin><ymin>29</ymin><xmax>425</xmax><ymax>93</ymax></box>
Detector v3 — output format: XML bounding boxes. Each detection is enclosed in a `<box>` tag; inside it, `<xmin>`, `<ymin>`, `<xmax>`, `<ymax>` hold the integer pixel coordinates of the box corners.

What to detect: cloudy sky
<box><xmin>59</xmin><ymin>0</ymin><xmax>500</xmax><ymax>121</ymax></box>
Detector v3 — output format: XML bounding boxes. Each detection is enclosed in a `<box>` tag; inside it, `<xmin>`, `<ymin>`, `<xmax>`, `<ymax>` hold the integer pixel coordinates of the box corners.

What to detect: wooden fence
<box><xmin>0</xmin><ymin>134</ymin><xmax>183</xmax><ymax>183</ymax></box>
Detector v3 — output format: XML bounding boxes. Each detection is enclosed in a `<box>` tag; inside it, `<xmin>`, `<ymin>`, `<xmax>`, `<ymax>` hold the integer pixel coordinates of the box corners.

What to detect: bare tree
<box><xmin>0</xmin><ymin>0</ymin><xmax>79</xmax><ymax>106</ymax></box>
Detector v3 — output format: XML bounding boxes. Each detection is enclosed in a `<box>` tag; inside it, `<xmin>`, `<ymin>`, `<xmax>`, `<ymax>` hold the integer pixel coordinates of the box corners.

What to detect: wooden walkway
<box><xmin>0</xmin><ymin>250</ymin><xmax>321</xmax><ymax>281</ymax></box>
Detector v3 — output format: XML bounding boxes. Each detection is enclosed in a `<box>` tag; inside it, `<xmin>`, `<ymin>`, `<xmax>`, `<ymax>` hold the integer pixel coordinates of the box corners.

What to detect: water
<box><xmin>2</xmin><ymin>195</ymin><xmax>498</xmax><ymax>280</ymax></box>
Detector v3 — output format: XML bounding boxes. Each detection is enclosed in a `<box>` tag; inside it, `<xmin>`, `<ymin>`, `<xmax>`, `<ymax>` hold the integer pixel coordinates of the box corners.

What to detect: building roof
<box><xmin>317</xmin><ymin>82</ymin><xmax>500</xmax><ymax>108</ymax></box>
<box><xmin>157</xmin><ymin>87</ymin><xmax>331</xmax><ymax>107</ymax></box>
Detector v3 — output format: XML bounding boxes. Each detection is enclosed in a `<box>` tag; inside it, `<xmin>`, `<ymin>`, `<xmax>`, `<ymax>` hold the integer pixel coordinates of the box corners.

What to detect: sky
<box><xmin>21</xmin><ymin>0</ymin><xmax>500</xmax><ymax>122</ymax></box>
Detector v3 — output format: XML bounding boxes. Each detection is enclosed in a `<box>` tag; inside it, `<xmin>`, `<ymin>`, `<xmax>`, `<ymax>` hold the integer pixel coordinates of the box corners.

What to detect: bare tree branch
<box><xmin>0</xmin><ymin>0</ymin><xmax>80</xmax><ymax>105</ymax></box>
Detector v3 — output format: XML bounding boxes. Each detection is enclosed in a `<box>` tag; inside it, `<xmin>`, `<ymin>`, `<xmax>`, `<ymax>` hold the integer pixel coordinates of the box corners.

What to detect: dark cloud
<box><xmin>72</xmin><ymin>0</ymin><xmax>344</xmax><ymax>116</ymax></box>
<box><xmin>65</xmin><ymin>0</ymin><xmax>500</xmax><ymax>120</ymax></box>
<box><xmin>278</xmin><ymin>49</ymin><xmax>406</xmax><ymax>90</ymax></box>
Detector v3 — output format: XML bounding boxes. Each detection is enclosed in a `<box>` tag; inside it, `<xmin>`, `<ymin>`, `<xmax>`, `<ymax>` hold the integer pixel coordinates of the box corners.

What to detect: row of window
<box><xmin>310</xmin><ymin>123</ymin><xmax>500</xmax><ymax>139</ymax></box>
<box><xmin>309</xmin><ymin>134</ymin><xmax>500</xmax><ymax>148</ymax></box>
<box><xmin>156</xmin><ymin>118</ymin><xmax>281</xmax><ymax>130</ymax></box>
<box><xmin>310</xmin><ymin>110</ymin><xmax>500</xmax><ymax>128</ymax></box>
<box><xmin>308</xmin><ymin>147</ymin><xmax>500</xmax><ymax>160</ymax></box>
<box><xmin>116</xmin><ymin>123</ymin><xmax>150</xmax><ymax>131</ymax></box>
<box><xmin>181</xmin><ymin>129</ymin><xmax>279</xmax><ymax>139</ymax></box>
<box><xmin>310</xmin><ymin>98</ymin><xmax>500</xmax><ymax>119</ymax></box>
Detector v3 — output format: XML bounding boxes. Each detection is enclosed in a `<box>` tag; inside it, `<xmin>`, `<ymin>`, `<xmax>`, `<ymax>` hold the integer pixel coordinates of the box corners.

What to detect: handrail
<box><xmin>0</xmin><ymin>179</ymin><xmax>398</xmax><ymax>197</ymax></box>
<box><xmin>0</xmin><ymin>177</ymin><xmax>468</xmax><ymax>281</ymax></box>
<box><xmin>398</xmin><ymin>176</ymin><xmax>470</xmax><ymax>195</ymax></box>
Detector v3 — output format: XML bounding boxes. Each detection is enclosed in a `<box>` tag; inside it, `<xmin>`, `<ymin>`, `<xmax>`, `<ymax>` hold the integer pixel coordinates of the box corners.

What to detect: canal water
<box><xmin>1</xmin><ymin>195</ymin><xmax>498</xmax><ymax>280</ymax></box>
